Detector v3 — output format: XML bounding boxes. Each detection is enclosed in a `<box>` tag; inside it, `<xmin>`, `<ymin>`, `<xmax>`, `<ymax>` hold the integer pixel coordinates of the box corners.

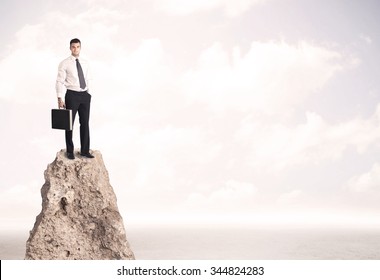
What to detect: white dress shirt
<box><xmin>56</xmin><ymin>55</ymin><xmax>92</xmax><ymax>98</ymax></box>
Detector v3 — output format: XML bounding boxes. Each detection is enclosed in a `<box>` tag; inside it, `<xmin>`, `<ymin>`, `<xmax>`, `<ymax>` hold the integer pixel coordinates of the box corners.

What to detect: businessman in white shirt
<box><xmin>56</xmin><ymin>38</ymin><xmax>94</xmax><ymax>159</ymax></box>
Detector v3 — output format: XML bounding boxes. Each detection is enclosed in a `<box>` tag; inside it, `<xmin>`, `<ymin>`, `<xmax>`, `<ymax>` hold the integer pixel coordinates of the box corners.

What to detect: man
<box><xmin>56</xmin><ymin>38</ymin><xmax>94</xmax><ymax>159</ymax></box>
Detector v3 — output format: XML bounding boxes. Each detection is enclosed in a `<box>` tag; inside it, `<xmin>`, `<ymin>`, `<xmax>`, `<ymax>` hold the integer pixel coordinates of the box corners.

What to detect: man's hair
<box><xmin>70</xmin><ymin>38</ymin><xmax>81</xmax><ymax>45</ymax></box>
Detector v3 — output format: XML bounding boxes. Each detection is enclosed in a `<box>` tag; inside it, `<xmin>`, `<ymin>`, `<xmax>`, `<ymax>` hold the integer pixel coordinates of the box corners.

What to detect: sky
<box><xmin>1</xmin><ymin>0</ymin><xmax>380</xmax><ymax>230</ymax></box>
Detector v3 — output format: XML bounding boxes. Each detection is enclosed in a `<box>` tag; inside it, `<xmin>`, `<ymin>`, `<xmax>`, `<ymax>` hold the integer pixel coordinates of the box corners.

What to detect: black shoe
<box><xmin>67</xmin><ymin>152</ymin><xmax>75</xmax><ymax>160</ymax></box>
<box><xmin>80</xmin><ymin>152</ymin><xmax>94</xmax><ymax>158</ymax></box>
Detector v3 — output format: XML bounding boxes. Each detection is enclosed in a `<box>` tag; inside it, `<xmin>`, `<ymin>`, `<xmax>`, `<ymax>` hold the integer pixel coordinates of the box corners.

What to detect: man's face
<box><xmin>70</xmin><ymin>43</ymin><xmax>81</xmax><ymax>57</ymax></box>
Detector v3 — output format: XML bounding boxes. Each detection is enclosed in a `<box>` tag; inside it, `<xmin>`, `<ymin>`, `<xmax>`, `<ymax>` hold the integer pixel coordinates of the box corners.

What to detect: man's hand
<box><xmin>58</xmin><ymin>98</ymin><xmax>65</xmax><ymax>109</ymax></box>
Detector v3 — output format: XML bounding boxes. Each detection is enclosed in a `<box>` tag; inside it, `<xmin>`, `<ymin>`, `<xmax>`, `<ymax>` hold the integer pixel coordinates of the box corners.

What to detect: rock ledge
<box><xmin>25</xmin><ymin>149</ymin><xmax>135</xmax><ymax>260</ymax></box>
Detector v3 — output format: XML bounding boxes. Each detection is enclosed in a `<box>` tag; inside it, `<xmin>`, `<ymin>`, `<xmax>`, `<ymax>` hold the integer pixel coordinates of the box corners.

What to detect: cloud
<box><xmin>0</xmin><ymin>181</ymin><xmax>41</xmax><ymax>227</ymax></box>
<box><xmin>360</xmin><ymin>34</ymin><xmax>373</xmax><ymax>45</ymax></box>
<box><xmin>347</xmin><ymin>163</ymin><xmax>380</xmax><ymax>193</ymax></box>
<box><xmin>277</xmin><ymin>189</ymin><xmax>303</xmax><ymax>205</ymax></box>
<box><xmin>231</xmin><ymin>101</ymin><xmax>380</xmax><ymax>172</ymax></box>
<box><xmin>155</xmin><ymin>0</ymin><xmax>265</xmax><ymax>17</ymax></box>
<box><xmin>181</xmin><ymin>41</ymin><xmax>346</xmax><ymax>114</ymax></box>
<box><xmin>183</xmin><ymin>180</ymin><xmax>257</xmax><ymax>213</ymax></box>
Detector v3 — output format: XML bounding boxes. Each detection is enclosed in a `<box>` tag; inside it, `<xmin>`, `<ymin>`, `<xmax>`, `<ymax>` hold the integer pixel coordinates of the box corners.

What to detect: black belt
<box><xmin>66</xmin><ymin>89</ymin><xmax>87</xmax><ymax>94</ymax></box>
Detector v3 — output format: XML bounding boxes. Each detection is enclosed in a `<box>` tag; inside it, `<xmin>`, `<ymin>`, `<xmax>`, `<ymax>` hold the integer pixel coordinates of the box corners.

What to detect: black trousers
<box><xmin>65</xmin><ymin>89</ymin><xmax>91</xmax><ymax>154</ymax></box>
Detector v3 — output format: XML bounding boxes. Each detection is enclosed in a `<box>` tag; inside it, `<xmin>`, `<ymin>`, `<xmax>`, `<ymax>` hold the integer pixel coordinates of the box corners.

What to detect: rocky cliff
<box><xmin>25</xmin><ymin>150</ymin><xmax>135</xmax><ymax>260</ymax></box>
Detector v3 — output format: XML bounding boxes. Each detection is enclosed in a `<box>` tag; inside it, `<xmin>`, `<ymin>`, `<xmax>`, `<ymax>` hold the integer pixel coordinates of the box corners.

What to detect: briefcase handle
<box><xmin>58</xmin><ymin>97</ymin><xmax>66</xmax><ymax>109</ymax></box>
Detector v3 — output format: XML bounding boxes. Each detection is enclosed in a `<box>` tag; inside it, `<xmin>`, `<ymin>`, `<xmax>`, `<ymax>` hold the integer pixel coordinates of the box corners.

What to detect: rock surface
<box><xmin>25</xmin><ymin>150</ymin><xmax>135</xmax><ymax>260</ymax></box>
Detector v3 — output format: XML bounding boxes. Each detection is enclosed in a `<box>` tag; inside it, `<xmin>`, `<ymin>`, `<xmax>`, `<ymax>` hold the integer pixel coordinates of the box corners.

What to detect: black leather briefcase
<box><xmin>51</xmin><ymin>109</ymin><xmax>73</xmax><ymax>130</ymax></box>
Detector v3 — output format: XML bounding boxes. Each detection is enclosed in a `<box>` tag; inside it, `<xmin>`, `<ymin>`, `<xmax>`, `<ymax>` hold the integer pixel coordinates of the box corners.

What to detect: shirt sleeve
<box><xmin>56</xmin><ymin>61</ymin><xmax>66</xmax><ymax>98</ymax></box>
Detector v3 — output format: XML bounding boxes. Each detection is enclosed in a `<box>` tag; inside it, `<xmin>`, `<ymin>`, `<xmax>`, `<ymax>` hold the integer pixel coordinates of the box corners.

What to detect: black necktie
<box><xmin>76</xmin><ymin>58</ymin><xmax>86</xmax><ymax>89</ymax></box>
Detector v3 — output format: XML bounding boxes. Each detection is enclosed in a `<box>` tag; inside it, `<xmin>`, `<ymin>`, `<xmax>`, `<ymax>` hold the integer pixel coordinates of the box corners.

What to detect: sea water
<box><xmin>1</xmin><ymin>225</ymin><xmax>380</xmax><ymax>260</ymax></box>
